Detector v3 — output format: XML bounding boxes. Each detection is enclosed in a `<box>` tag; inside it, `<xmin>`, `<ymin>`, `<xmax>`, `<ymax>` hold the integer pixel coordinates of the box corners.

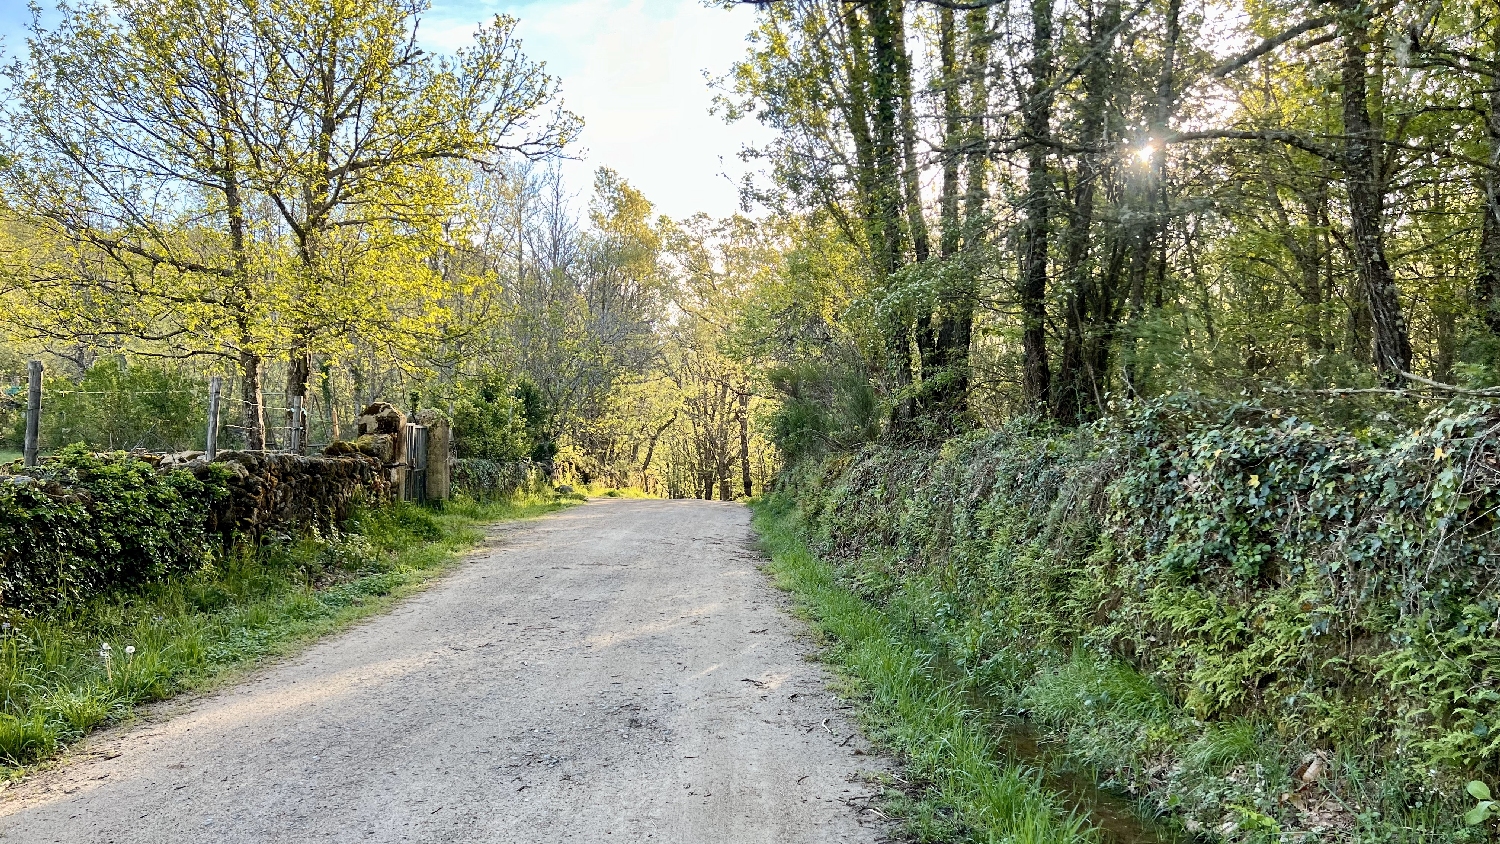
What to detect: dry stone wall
<box><xmin>150</xmin><ymin>448</ymin><xmax>392</xmax><ymax>540</ymax></box>
<box><xmin>0</xmin><ymin>402</ymin><xmax>474</xmax><ymax>612</ymax></box>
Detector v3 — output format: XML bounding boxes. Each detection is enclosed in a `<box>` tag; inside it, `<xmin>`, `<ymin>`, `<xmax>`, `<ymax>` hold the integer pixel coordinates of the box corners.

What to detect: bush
<box><xmin>0</xmin><ymin>447</ymin><xmax>229</xmax><ymax>612</ymax></box>
<box><xmin>766</xmin><ymin>362</ymin><xmax>880</xmax><ymax>462</ymax></box>
<box><xmin>450</xmin><ymin>374</ymin><xmax>545</xmax><ymax>463</ymax></box>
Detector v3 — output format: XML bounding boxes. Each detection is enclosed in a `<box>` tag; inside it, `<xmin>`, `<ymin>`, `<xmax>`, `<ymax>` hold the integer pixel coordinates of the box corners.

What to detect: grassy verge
<box><xmin>0</xmin><ymin>492</ymin><xmax>570</xmax><ymax>774</ymax></box>
<box><xmin>0</xmin><ymin>451</ymin><xmax>19</xmax><ymax>464</ymax></box>
<box><xmin>752</xmin><ymin>494</ymin><xmax>1098</xmax><ymax>844</ymax></box>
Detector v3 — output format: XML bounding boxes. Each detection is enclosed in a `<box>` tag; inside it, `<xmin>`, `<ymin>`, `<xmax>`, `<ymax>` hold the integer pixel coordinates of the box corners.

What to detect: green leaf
<box><xmin>1467</xmin><ymin>781</ymin><xmax>1493</xmax><ymax>802</ymax></box>
<box><xmin>1465</xmin><ymin>802</ymin><xmax>1493</xmax><ymax>826</ymax></box>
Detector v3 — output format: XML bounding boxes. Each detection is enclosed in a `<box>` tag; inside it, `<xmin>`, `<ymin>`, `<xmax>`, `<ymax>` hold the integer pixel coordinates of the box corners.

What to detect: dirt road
<box><xmin>0</xmin><ymin>500</ymin><xmax>890</xmax><ymax>843</ymax></box>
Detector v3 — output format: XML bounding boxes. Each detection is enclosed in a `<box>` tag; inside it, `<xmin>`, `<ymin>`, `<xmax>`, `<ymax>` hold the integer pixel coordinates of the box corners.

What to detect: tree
<box><xmin>2</xmin><ymin>0</ymin><xmax>275</xmax><ymax>446</ymax></box>
<box><xmin>1</xmin><ymin>0</ymin><xmax>577</xmax><ymax>451</ymax></box>
<box><xmin>231</xmin><ymin>0</ymin><xmax>578</xmax><ymax>448</ymax></box>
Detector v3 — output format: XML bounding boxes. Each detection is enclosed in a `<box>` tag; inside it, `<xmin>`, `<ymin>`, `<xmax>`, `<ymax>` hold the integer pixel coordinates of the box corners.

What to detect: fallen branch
<box><xmin>1401</xmin><ymin>371</ymin><xmax>1500</xmax><ymax>397</ymax></box>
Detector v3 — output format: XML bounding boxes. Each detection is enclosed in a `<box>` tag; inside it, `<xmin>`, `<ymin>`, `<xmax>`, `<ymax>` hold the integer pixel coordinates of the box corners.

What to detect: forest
<box><xmin>5</xmin><ymin>0</ymin><xmax>1500</xmax><ymax>839</ymax></box>
<box><xmin>715</xmin><ymin>0</ymin><xmax>1500</xmax><ymax>437</ymax></box>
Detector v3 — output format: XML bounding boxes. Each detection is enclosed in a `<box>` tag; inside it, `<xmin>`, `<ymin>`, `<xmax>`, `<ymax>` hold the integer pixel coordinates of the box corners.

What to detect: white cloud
<box><xmin>426</xmin><ymin>0</ymin><xmax>775</xmax><ymax>221</ymax></box>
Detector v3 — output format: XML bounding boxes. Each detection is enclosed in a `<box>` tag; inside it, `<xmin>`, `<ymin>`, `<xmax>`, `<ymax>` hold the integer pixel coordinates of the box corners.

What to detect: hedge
<box><xmin>452</xmin><ymin>458</ymin><xmax>547</xmax><ymax>500</ymax></box>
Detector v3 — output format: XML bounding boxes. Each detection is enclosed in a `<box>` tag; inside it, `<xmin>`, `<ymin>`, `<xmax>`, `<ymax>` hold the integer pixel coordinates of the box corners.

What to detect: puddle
<box><xmin>936</xmin><ymin>658</ymin><xmax>1184</xmax><ymax>844</ymax></box>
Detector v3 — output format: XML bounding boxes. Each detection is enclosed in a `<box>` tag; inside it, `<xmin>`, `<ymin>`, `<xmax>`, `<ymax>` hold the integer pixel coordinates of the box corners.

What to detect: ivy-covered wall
<box><xmin>0</xmin><ymin>448</ymin><xmax>230</xmax><ymax>612</ymax></box>
<box><xmin>0</xmin><ymin>445</ymin><xmax>393</xmax><ymax>614</ymax></box>
<box><xmin>453</xmin><ymin>458</ymin><xmax>548</xmax><ymax>500</ymax></box>
<box><xmin>784</xmin><ymin>399</ymin><xmax>1500</xmax><ymax>835</ymax></box>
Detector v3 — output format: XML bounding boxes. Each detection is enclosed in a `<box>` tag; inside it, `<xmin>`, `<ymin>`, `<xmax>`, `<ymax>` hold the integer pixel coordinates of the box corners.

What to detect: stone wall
<box><xmin>155</xmin><ymin>448</ymin><xmax>392</xmax><ymax>540</ymax></box>
<box><xmin>8</xmin><ymin>399</ymin><xmax>453</xmax><ymax>547</ymax></box>
<box><xmin>452</xmin><ymin>458</ymin><xmax>548</xmax><ymax>499</ymax></box>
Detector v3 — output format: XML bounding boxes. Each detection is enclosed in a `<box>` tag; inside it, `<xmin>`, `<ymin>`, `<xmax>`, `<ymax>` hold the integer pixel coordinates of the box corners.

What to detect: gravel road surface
<box><xmin>0</xmin><ymin>499</ymin><xmax>890</xmax><ymax>843</ymax></box>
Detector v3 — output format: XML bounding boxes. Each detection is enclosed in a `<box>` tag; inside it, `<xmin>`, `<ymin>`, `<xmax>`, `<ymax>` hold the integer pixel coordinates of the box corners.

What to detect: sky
<box><xmin>0</xmin><ymin>0</ymin><xmax>773</xmax><ymax>220</ymax></box>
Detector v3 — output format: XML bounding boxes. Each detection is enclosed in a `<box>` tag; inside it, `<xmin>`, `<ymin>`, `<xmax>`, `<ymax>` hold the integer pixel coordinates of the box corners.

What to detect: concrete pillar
<box><xmin>415</xmin><ymin>410</ymin><xmax>452</xmax><ymax>501</ymax></box>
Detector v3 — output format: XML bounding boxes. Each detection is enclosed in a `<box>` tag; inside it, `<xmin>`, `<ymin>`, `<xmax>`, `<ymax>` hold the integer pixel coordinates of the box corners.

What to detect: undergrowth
<box><xmin>752</xmin><ymin>494</ymin><xmax>1099</xmax><ymax>844</ymax></box>
<box><xmin>781</xmin><ymin>396</ymin><xmax>1500</xmax><ymax>842</ymax></box>
<box><xmin>0</xmin><ymin>492</ymin><xmax>570</xmax><ymax>775</ymax></box>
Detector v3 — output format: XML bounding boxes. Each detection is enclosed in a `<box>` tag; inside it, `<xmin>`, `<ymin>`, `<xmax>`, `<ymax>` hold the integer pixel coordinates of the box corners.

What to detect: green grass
<box><xmin>575</xmin><ymin>483</ymin><xmax>656</xmax><ymax>499</ymax></box>
<box><xmin>0</xmin><ymin>492</ymin><xmax>571</xmax><ymax>775</ymax></box>
<box><xmin>751</xmin><ymin>495</ymin><xmax>1097</xmax><ymax>844</ymax></box>
<box><xmin>0</xmin><ymin>451</ymin><xmax>19</xmax><ymax>465</ymax></box>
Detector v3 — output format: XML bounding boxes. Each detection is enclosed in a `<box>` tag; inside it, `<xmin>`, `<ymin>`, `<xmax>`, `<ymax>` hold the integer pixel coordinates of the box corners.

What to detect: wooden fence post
<box><xmin>206</xmin><ymin>376</ymin><xmax>222</xmax><ymax>460</ymax></box>
<box><xmin>23</xmin><ymin>360</ymin><xmax>41</xmax><ymax>468</ymax></box>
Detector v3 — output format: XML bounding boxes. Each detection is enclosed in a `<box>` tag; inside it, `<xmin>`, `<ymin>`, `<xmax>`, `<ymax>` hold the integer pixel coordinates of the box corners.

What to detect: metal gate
<box><xmin>404</xmin><ymin>423</ymin><xmax>429</xmax><ymax>503</ymax></box>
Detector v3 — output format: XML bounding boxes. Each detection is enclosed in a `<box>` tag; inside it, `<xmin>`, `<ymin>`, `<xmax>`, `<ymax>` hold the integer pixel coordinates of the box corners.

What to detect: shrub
<box><xmin>767</xmin><ymin>362</ymin><xmax>880</xmax><ymax>462</ymax></box>
<box><xmin>450</xmin><ymin>374</ymin><xmax>548</xmax><ymax>463</ymax></box>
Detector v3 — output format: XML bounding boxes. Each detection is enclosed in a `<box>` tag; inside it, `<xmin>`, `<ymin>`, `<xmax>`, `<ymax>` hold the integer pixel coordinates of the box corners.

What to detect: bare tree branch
<box><xmin>1209</xmin><ymin>16</ymin><xmax>1337</xmax><ymax>78</ymax></box>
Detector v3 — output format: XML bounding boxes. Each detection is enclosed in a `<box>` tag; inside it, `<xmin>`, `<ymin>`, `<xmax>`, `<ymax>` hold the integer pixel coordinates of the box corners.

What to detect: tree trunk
<box><xmin>1122</xmin><ymin>0</ymin><xmax>1180</xmax><ymax>396</ymax></box>
<box><xmin>1338</xmin><ymin>1</ymin><xmax>1412</xmax><ymax>382</ymax></box>
<box><xmin>1149</xmin><ymin>0</ymin><xmax>1180</xmax><ymax>302</ymax></box>
<box><xmin>239</xmin><ymin>346</ymin><xmax>265</xmax><ymax>450</ymax></box>
<box><xmin>1089</xmin><ymin>237</ymin><xmax>1131</xmax><ymax>400</ymax></box>
<box><xmin>1435</xmin><ymin>303</ymin><xmax>1457</xmax><ymax>383</ymax></box>
<box><xmin>895</xmin><ymin>4</ymin><xmax>929</xmax><ymax>267</ymax></box>
<box><xmin>1477</xmin><ymin>30</ymin><xmax>1500</xmax><ymax>335</ymax></box>
<box><xmin>938</xmin><ymin>8</ymin><xmax>962</xmax><ymax>261</ymax></box>
<box><xmin>286</xmin><ymin>339</ymin><xmax>311</xmax><ymax>454</ymax></box>
<box><xmin>319</xmin><ymin>358</ymin><xmax>340</xmax><ymax>442</ymax></box>
<box><xmin>641</xmin><ymin>412</ymin><xmax>676</xmax><ymax>489</ymax></box>
<box><xmin>223</xmin><ymin>153</ymin><xmax>265</xmax><ymax>451</ymax></box>
<box><xmin>1019</xmin><ymin>0</ymin><xmax>1055</xmax><ymax>409</ymax></box>
<box><xmin>1052</xmin><ymin>0</ymin><xmax>1120</xmax><ymax>423</ymax></box>
<box><xmin>962</xmin><ymin>7</ymin><xmax>990</xmax><ymax>246</ymax></box>
<box><xmin>914</xmin><ymin>6</ymin><xmax>980</xmax><ymax>432</ymax></box>
<box><xmin>1264</xmin><ymin>175</ymin><xmax>1330</xmax><ymax>354</ymax></box>
<box><xmin>866</xmin><ymin>0</ymin><xmax>919</xmax><ymax>437</ymax></box>
<box><xmin>738</xmin><ymin>391</ymin><xmax>752</xmax><ymax>498</ymax></box>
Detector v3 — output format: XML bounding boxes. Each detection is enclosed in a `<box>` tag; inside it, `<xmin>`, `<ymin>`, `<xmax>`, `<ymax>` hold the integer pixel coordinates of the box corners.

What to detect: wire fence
<box><xmin>8</xmin><ymin>362</ymin><xmax>367</xmax><ymax>461</ymax></box>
